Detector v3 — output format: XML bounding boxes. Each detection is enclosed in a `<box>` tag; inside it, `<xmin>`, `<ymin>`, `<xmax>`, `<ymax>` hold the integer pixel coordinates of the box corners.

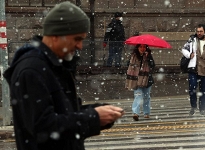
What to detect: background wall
<box><xmin>5</xmin><ymin>0</ymin><xmax>205</xmax><ymax>65</ymax></box>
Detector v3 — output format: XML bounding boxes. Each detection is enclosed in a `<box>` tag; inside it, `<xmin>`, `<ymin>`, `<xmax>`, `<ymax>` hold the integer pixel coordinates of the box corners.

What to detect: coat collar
<box><xmin>32</xmin><ymin>35</ymin><xmax>62</xmax><ymax>67</ymax></box>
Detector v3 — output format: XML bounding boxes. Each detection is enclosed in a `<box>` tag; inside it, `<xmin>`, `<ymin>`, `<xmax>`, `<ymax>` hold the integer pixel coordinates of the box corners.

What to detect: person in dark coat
<box><xmin>3</xmin><ymin>2</ymin><xmax>124</xmax><ymax>150</ymax></box>
<box><xmin>103</xmin><ymin>12</ymin><xmax>125</xmax><ymax>67</ymax></box>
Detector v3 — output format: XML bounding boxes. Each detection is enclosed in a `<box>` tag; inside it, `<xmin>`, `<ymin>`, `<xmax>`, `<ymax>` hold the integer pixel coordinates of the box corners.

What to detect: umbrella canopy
<box><xmin>125</xmin><ymin>34</ymin><xmax>172</xmax><ymax>48</ymax></box>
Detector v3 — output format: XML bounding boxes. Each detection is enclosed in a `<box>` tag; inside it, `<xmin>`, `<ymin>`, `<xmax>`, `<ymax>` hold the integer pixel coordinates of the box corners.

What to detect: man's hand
<box><xmin>103</xmin><ymin>43</ymin><xmax>107</xmax><ymax>48</ymax></box>
<box><xmin>190</xmin><ymin>52</ymin><xmax>194</xmax><ymax>59</ymax></box>
<box><xmin>95</xmin><ymin>105</ymin><xmax>124</xmax><ymax>126</ymax></box>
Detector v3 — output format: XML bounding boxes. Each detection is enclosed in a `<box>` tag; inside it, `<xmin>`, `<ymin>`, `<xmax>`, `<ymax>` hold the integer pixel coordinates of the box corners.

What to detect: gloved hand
<box><xmin>103</xmin><ymin>43</ymin><xmax>107</xmax><ymax>48</ymax></box>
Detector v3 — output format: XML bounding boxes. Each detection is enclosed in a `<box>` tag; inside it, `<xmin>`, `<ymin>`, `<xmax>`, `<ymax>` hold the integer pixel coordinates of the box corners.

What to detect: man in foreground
<box><xmin>3</xmin><ymin>2</ymin><xmax>124</xmax><ymax>150</ymax></box>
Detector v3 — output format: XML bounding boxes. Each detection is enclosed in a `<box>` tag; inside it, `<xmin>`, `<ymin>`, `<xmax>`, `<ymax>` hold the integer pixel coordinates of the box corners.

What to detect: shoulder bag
<box><xmin>180</xmin><ymin>56</ymin><xmax>190</xmax><ymax>73</ymax></box>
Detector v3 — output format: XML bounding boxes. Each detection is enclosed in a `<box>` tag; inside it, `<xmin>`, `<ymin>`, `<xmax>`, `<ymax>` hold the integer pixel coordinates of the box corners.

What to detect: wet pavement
<box><xmin>0</xmin><ymin>72</ymin><xmax>195</xmax><ymax>150</ymax></box>
<box><xmin>0</xmin><ymin>140</ymin><xmax>16</xmax><ymax>150</ymax></box>
<box><xmin>84</xmin><ymin>96</ymin><xmax>205</xmax><ymax>150</ymax></box>
<box><xmin>1</xmin><ymin>95</ymin><xmax>205</xmax><ymax>150</ymax></box>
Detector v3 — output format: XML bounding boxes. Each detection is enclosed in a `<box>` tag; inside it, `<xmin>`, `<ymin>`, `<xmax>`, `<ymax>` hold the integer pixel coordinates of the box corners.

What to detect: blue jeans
<box><xmin>107</xmin><ymin>42</ymin><xmax>123</xmax><ymax>67</ymax></box>
<box><xmin>188</xmin><ymin>72</ymin><xmax>205</xmax><ymax>111</ymax></box>
<box><xmin>132</xmin><ymin>86</ymin><xmax>152</xmax><ymax>115</ymax></box>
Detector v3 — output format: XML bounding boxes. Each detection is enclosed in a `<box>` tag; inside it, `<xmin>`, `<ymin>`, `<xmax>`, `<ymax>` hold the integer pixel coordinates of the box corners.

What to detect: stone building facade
<box><xmin>5</xmin><ymin>0</ymin><xmax>205</xmax><ymax>65</ymax></box>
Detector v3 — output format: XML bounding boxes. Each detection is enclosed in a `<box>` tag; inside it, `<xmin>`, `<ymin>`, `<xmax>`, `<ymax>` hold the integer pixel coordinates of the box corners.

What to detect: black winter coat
<box><xmin>103</xmin><ymin>18</ymin><xmax>125</xmax><ymax>43</ymax></box>
<box><xmin>3</xmin><ymin>36</ymin><xmax>112</xmax><ymax>150</ymax></box>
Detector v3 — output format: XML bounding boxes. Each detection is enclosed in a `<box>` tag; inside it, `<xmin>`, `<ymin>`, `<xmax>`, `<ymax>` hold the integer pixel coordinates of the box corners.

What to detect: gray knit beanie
<box><xmin>43</xmin><ymin>1</ymin><xmax>90</xmax><ymax>36</ymax></box>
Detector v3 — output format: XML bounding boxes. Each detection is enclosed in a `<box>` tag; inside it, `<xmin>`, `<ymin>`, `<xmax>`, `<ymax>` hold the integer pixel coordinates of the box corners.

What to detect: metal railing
<box><xmin>7</xmin><ymin>40</ymin><xmax>186</xmax><ymax>66</ymax></box>
<box><xmin>0</xmin><ymin>39</ymin><xmax>186</xmax><ymax>125</ymax></box>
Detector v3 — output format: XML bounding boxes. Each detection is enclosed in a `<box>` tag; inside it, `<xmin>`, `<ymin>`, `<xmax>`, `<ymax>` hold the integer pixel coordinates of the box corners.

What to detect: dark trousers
<box><xmin>189</xmin><ymin>72</ymin><xmax>205</xmax><ymax>111</ymax></box>
<box><xmin>107</xmin><ymin>42</ymin><xmax>123</xmax><ymax>67</ymax></box>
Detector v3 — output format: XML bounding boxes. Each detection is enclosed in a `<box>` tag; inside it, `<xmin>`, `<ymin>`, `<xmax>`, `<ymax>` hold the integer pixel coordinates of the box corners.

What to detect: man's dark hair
<box><xmin>133</xmin><ymin>31</ymin><xmax>141</xmax><ymax>36</ymax></box>
<box><xmin>194</xmin><ymin>23</ymin><xmax>205</xmax><ymax>40</ymax></box>
<box><xmin>114</xmin><ymin>12</ymin><xmax>123</xmax><ymax>18</ymax></box>
<box><xmin>197</xmin><ymin>24</ymin><xmax>205</xmax><ymax>30</ymax></box>
<box><xmin>188</xmin><ymin>23</ymin><xmax>205</xmax><ymax>42</ymax></box>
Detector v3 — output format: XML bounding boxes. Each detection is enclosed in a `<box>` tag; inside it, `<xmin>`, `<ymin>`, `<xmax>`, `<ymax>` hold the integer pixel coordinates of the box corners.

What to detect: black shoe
<box><xmin>133</xmin><ymin>114</ymin><xmax>139</xmax><ymax>121</ymax></box>
<box><xmin>189</xmin><ymin>107</ymin><xmax>197</xmax><ymax>116</ymax></box>
<box><xmin>200</xmin><ymin>110</ymin><xmax>205</xmax><ymax>116</ymax></box>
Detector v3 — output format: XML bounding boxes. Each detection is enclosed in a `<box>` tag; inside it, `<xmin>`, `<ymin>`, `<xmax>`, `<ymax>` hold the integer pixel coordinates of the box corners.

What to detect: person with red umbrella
<box><xmin>125</xmin><ymin>44</ymin><xmax>155</xmax><ymax>121</ymax></box>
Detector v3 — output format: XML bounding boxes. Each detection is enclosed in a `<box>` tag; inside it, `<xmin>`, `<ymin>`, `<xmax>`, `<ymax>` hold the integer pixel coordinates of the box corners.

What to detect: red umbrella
<box><xmin>125</xmin><ymin>34</ymin><xmax>172</xmax><ymax>48</ymax></box>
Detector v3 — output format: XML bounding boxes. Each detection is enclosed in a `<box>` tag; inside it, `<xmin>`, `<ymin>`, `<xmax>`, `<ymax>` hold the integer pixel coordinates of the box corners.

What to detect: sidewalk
<box><xmin>0</xmin><ymin>71</ymin><xmax>189</xmax><ymax>141</ymax></box>
<box><xmin>0</xmin><ymin>95</ymin><xmax>189</xmax><ymax>141</ymax></box>
<box><xmin>0</xmin><ymin>126</ymin><xmax>14</xmax><ymax>140</ymax></box>
<box><xmin>76</xmin><ymin>73</ymin><xmax>188</xmax><ymax>100</ymax></box>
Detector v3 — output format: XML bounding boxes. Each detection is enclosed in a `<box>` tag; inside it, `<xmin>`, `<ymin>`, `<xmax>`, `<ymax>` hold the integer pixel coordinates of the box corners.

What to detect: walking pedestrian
<box><xmin>125</xmin><ymin>44</ymin><xmax>155</xmax><ymax>121</ymax></box>
<box><xmin>3</xmin><ymin>2</ymin><xmax>124</xmax><ymax>150</ymax></box>
<box><xmin>182</xmin><ymin>24</ymin><xmax>205</xmax><ymax>116</ymax></box>
<box><xmin>103</xmin><ymin>12</ymin><xmax>125</xmax><ymax>67</ymax></box>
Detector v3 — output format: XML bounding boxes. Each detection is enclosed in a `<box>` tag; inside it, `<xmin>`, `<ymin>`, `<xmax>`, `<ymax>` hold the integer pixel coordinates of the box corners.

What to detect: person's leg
<box><xmin>132</xmin><ymin>88</ymin><xmax>143</xmax><ymax>120</ymax></box>
<box><xmin>114</xmin><ymin>43</ymin><xmax>123</xmax><ymax>67</ymax></box>
<box><xmin>188</xmin><ymin>72</ymin><xmax>198</xmax><ymax>115</ymax></box>
<box><xmin>142</xmin><ymin>86</ymin><xmax>151</xmax><ymax>117</ymax></box>
<box><xmin>106</xmin><ymin>42</ymin><xmax>115</xmax><ymax>67</ymax></box>
<box><xmin>199</xmin><ymin>76</ymin><xmax>205</xmax><ymax>114</ymax></box>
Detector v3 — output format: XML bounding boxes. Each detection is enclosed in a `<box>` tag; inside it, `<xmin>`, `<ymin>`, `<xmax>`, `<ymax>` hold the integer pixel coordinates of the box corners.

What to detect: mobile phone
<box><xmin>120</xmin><ymin>109</ymin><xmax>125</xmax><ymax>113</ymax></box>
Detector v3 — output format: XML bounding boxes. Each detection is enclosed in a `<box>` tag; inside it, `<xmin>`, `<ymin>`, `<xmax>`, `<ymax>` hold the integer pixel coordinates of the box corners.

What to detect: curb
<box><xmin>0</xmin><ymin>126</ymin><xmax>14</xmax><ymax>140</ymax></box>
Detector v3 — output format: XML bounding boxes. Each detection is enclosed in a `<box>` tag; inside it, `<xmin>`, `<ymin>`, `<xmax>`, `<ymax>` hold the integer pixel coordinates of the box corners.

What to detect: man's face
<box><xmin>196</xmin><ymin>27</ymin><xmax>205</xmax><ymax>39</ymax></box>
<box><xmin>53</xmin><ymin>33</ymin><xmax>87</xmax><ymax>61</ymax></box>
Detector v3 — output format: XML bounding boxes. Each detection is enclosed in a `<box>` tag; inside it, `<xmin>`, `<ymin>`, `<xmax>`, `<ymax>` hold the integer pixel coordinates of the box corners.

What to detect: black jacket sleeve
<box><xmin>80</xmin><ymin>103</ymin><xmax>115</xmax><ymax>130</ymax></box>
<box><xmin>103</xmin><ymin>22</ymin><xmax>113</xmax><ymax>43</ymax></box>
<box><xmin>13</xmin><ymin>69</ymin><xmax>101</xmax><ymax>141</ymax></box>
<box><xmin>103</xmin><ymin>19</ymin><xmax>125</xmax><ymax>43</ymax></box>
